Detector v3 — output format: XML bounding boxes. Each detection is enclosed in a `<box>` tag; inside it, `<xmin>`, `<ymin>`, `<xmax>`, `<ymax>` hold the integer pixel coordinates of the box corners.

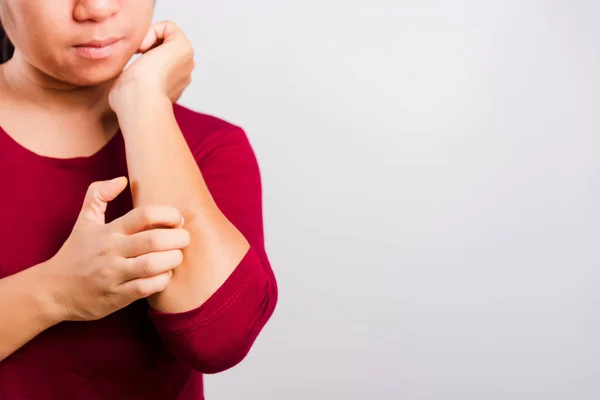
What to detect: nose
<box><xmin>73</xmin><ymin>0</ymin><xmax>119</xmax><ymax>22</ymax></box>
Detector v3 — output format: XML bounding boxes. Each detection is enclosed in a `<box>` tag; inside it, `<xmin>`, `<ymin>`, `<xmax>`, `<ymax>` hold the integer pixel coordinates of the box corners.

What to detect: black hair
<box><xmin>0</xmin><ymin>24</ymin><xmax>14</xmax><ymax>64</ymax></box>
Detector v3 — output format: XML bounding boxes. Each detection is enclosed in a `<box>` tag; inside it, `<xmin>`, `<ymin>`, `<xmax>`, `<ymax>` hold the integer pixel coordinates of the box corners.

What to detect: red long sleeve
<box><xmin>147</xmin><ymin>122</ymin><xmax>278</xmax><ymax>374</ymax></box>
<box><xmin>0</xmin><ymin>104</ymin><xmax>277</xmax><ymax>399</ymax></box>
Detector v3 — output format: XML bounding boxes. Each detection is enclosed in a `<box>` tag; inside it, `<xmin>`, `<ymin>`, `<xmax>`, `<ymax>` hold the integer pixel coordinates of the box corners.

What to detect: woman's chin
<box><xmin>60</xmin><ymin>49</ymin><xmax>135</xmax><ymax>87</ymax></box>
<box><xmin>62</xmin><ymin>63</ymin><xmax>128</xmax><ymax>88</ymax></box>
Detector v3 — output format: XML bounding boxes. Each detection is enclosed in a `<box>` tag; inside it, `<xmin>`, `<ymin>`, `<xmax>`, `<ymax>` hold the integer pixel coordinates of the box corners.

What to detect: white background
<box><xmin>156</xmin><ymin>1</ymin><xmax>600</xmax><ymax>399</ymax></box>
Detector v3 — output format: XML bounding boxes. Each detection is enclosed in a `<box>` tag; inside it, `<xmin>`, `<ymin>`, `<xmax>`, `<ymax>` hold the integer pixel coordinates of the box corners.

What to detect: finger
<box><xmin>111</xmin><ymin>205</ymin><xmax>185</xmax><ymax>235</ymax></box>
<box><xmin>119</xmin><ymin>270</ymin><xmax>173</xmax><ymax>299</ymax></box>
<box><xmin>77</xmin><ymin>177</ymin><xmax>128</xmax><ymax>225</ymax></box>
<box><xmin>136</xmin><ymin>27</ymin><xmax>161</xmax><ymax>54</ymax></box>
<box><xmin>124</xmin><ymin>249</ymin><xmax>183</xmax><ymax>280</ymax></box>
<box><xmin>120</xmin><ymin>228</ymin><xmax>191</xmax><ymax>258</ymax></box>
<box><xmin>137</xmin><ymin>21</ymin><xmax>183</xmax><ymax>53</ymax></box>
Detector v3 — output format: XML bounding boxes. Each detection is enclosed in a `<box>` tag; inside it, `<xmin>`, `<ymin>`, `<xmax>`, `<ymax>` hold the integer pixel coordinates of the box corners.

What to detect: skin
<box><xmin>0</xmin><ymin>0</ymin><xmax>153</xmax><ymax>158</ymax></box>
<box><xmin>0</xmin><ymin>0</ymin><xmax>250</xmax><ymax>361</ymax></box>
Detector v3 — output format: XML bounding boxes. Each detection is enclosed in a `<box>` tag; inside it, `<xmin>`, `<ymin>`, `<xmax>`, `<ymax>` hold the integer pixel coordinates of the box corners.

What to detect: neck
<box><xmin>1</xmin><ymin>51</ymin><xmax>115</xmax><ymax>120</ymax></box>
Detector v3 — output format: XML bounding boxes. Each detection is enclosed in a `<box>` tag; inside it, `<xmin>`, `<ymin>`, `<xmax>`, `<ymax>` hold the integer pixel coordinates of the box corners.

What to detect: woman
<box><xmin>0</xmin><ymin>1</ymin><xmax>278</xmax><ymax>399</ymax></box>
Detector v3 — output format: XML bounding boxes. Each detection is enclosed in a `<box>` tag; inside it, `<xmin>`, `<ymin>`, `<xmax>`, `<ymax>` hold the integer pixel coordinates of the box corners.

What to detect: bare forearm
<box><xmin>117</xmin><ymin>95</ymin><xmax>249</xmax><ymax>313</ymax></box>
<box><xmin>0</xmin><ymin>262</ymin><xmax>61</xmax><ymax>361</ymax></box>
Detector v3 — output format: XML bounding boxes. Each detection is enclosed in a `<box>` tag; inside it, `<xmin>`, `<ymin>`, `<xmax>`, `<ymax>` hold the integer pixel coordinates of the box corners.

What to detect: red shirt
<box><xmin>0</xmin><ymin>104</ymin><xmax>278</xmax><ymax>399</ymax></box>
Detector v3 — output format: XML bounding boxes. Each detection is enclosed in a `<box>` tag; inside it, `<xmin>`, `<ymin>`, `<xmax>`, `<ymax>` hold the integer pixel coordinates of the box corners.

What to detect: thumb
<box><xmin>77</xmin><ymin>177</ymin><xmax>128</xmax><ymax>225</ymax></box>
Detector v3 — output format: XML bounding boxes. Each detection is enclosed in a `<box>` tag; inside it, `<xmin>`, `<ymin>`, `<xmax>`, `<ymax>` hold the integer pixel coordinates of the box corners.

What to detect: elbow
<box><xmin>185</xmin><ymin>277</ymin><xmax>278</xmax><ymax>374</ymax></box>
<box><xmin>187</xmin><ymin>337</ymin><xmax>253</xmax><ymax>374</ymax></box>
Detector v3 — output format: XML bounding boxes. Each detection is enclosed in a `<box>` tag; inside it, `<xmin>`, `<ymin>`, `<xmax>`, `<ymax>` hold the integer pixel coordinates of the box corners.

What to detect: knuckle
<box><xmin>98</xmin><ymin>244</ymin><xmax>111</xmax><ymax>257</ymax></box>
<box><xmin>97</xmin><ymin>239</ymin><xmax>114</xmax><ymax>256</ymax></box>
<box><xmin>122</xmin><ymin>256</ymin><xmax>136</xmax><ymax>274</ymax></box>
<box><xmin>106</xmin><ymin>296</ymin><xmax>122</xmax><ymax>313</ymax></box>
<box><xmin>139</xmin><ymin>206</ymin><xmax>156</xmax><ymax>225</ymax></box>
<box><xmin>87</xmin><ymin>180</ymin><xmax>102</xmax><ymax>192</ymax></box>
<box><xmin>143</xmin><ymin>233</ymin><xmax>159</xmax><ymax>251</ymax></box>
<box><xmin>97</xmin><ymin>265</ymin><xmax>112</xmax><ymax>280</ymax></box>
<box><xmin>133</xmin><ymin>281</ymin><xmax>151</xmax><ymax>298</ymax></box>
<box><xmin>159</xmin><ymin>280</ymin><xmax>170</xmax><ymax>292</ymax></box>
<box><xmin>142</xmin><ymin>254</ymin><xmax>158</xmax><ymax>276</ymax></box>
<box><xmin>167</xmin><ymin>20</ymin><xmax>179</xmax><ymax>31</ymax></box>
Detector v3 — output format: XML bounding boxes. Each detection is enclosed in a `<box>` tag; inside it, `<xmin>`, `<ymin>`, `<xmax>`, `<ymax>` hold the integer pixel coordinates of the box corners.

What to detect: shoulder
<box><xmin>172</xmin><ymin>103</ymin><xmax>258</xmax><ymax>166</ymax></box>
<box><xmin>173</xmin><ymin>103</ymin><xmax>241</xmax><ymax>136</ymax></box>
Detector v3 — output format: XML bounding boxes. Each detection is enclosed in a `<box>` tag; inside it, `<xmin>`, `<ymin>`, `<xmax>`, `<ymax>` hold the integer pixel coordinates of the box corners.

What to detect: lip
<box><xmin>76</xmin><ymin>37</ymin><xmax>121</xmax><ymax>48</ymax></box>
<box><xmin>73</xmin><ymin>37</ymin><xmax>123</xmax><ymax>60</ymax></box>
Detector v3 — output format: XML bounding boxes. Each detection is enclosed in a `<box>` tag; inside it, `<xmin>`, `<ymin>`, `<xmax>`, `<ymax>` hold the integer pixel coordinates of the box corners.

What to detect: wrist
<box><xmin>110</xmin><ymin>79</ymin><xmax>169</xmax><ymax>115</ymax></box>
<box><xmin>113</xmin><ymin>91</ymin><xmax>173</xmax><ymax>133</ymax></box>
<box><xmin>30</xmin><ymin>260</ymin><xmax>67</xmax><ymax>325</ymax></box>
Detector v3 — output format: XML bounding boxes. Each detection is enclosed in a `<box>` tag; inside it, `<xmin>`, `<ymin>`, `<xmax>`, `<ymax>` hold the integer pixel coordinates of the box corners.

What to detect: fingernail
<box><xmin>180</xmin><ymin>216</ymin><xmax>185</xmax><ymax>227</ymax></box>
<box><xmin>168</xmin><ymin>270</ymin><xmax>173</xmax><ymax>277</ymax></box>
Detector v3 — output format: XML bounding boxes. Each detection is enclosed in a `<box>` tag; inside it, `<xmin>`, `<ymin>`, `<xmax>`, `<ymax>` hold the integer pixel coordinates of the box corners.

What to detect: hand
<box><xmin>45</xmin><ymin>177</ymin><xmax>191</xmax><ymax>322</ymax></box>
<box><xmin>109</xmin><ymin>21</ymin><xmax>195</xmax><ymax>112</ymax></box>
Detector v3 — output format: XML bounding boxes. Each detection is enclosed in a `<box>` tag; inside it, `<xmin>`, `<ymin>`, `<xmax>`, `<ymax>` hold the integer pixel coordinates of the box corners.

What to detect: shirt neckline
<box><xmin>0</xmin><ymin>124</ymin><xmax>123</xmax><ymax>169</ymax></box>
